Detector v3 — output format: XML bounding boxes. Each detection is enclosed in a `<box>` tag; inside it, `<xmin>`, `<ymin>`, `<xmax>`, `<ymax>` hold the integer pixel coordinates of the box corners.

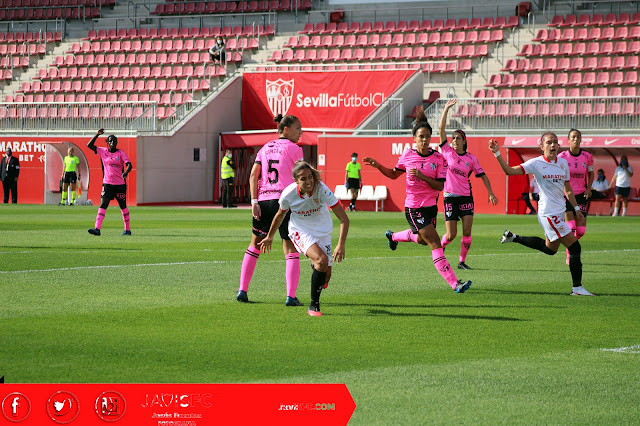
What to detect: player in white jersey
<box><xmin>259</xmin><ymin>161</ymin><xmax>349</xmax><ymax>316</ymax></box>
<box><xmin>490</xmin><ymin>132</ymin><xmax>594</xmax><ymax>296</ymax></box>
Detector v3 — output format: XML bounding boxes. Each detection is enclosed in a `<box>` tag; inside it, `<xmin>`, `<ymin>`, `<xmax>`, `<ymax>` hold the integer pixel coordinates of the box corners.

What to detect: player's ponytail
<box><xmin>412</xmin><ymin>106</ymin><xmax>432</xmax><ymax>136</ymax></box>
<box><xmin>275</xmin><ymin>114</ymin><xmax>300</xmax><ymax>134</ymax></box>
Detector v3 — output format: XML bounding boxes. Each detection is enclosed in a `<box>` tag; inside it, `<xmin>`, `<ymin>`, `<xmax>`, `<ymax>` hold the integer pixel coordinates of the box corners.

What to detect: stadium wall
<box><xmin>136</xmin><ymin>77</ymin><xmax>243</xmax><ymax>204</ymax></box>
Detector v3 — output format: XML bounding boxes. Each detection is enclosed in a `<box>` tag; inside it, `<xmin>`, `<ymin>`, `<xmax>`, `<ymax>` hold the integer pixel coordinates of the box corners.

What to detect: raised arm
<box><xmin>489</xmin><ymin>139</ymin><xmax>524</xmax><ymax>176</ymax></box>
<box><xmin>439</xmin><ymin>99</ymin><xmax>457</xmax><ymax>144</ymax></box>
<box><xmin>87</xmin><ymin>128</ymin><xmax>104</xmax><ymax>153</ymax></box>
<box><xmin>362</xmin><ymin>157</ymin><xmax>404</xmax><ymax>180</ymax></box>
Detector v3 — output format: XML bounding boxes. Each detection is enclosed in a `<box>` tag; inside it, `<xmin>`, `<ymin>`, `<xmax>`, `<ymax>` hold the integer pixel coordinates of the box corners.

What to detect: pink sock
<box><xmin>121</xmin><ymin>207</ymin><xmax>130</xmax><ymax>231</ymax></box>
<box><xmin>239</xmin><ymin>245</ymin><xmax>260</xmax><ymax>292</ymax></box>
<box><xmin>285</xmin><ymin>253</ymin><xmax>300</xmax><ymax>297</ymax></box>
<box><xmin>432</xmin><ymin>248</ymin><xmax>458</xmax><ymax>289</ymax></box>
<box><xmin>460</xmin><ymin>235</ymin><xmax>472</xmax><ymax>263</ymax></box>
<box><xmin>566</xmin><ymin>220</ymin><xmax>576</xmax><ymax>234</ymax></box>
<box><xmin>94</xmin><ymin>208</ymin><xmax>106</xmax><ymax>229</ymax></box>
<box><xmin>441</xmin><ymin>234</ymin><xmax>451</xmax><ymax>248</ymax></box>
<box><xmin>576</xmin><ymin>226</ymin><xmax>586</xmax><ymax>239</ymax></box>
<box><xmin>393</xmin><ymin>229</ymin><xmax>419</xmax><ymax>243</ymax></box>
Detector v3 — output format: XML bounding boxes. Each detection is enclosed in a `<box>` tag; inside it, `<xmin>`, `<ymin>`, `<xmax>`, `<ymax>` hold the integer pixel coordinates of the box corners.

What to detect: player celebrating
<box><xmin>558</xmin><ymin>129</ymin><xmax>593</xmax><ymax>265</ymax></box>
<box><xmin>238</xmin><ymin>114</ymin><xmax>304</xmax><ymax>306</ymax></box>
<box><xmin>438</xmin><ymin>99</ymin><xmax>498</xmax><ymax>269</ymax></box>
<box><xmin>87</xmin><ymin>129</ymin><xmax>133</xmax><ymax>236</ymax></box>
<box><xmin>363</xmin><ymin>107</ymin><xmax>472</xmax><ymax>293</ymax></box>
<box><xmin>490</xmin><ymin>132</ymin><xmax>594</xmax><ymax>296</ymax></box>
<box><xmin>258</xmin><ymin>161</ymin><xmax>349</xmax><ymax>316</ymax></box>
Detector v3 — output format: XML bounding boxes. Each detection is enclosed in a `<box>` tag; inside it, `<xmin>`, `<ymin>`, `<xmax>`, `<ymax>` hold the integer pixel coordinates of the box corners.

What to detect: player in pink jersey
<box><xmin>557</xmin><ymin>129</ymin><xmax>594</xmax><ymax>265</ymax></box>
<box><xmin>87</xmin><ymin>128</ymin><xmax>133</xmax><ymax>236</ymax></box>
<box><xmin>259</xmin><ymin>161</ymin><xmax>349</xmax><ymax>316</ymax></box>
<box><xmin>237</xmin><ymin>114</ymin><xmax>305</xmax><ymax>306</ymax></box>
<box><xmin>363</xmin><ymin>108</ymin><xmax>472</xmax><ymax>293</ymax></box>
<box><xmin>438</xmin><ymin>99</ymin><xmax>498</xmax><ymax>270</ymax></box>
<box><xmin>491</xmin><ymin>132</ymin><xmax>594</xmax><ymax>296</ymax></box>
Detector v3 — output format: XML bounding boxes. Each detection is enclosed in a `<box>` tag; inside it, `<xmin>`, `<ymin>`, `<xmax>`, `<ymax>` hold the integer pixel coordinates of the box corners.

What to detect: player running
<box><xmin>87</xmin><ymin>129</ymin><xmax>133</xmax><ymax>236</ymax></box>
<box><xmin>558</xmin><ymin>129</ymin><xmax>593</xmax><ymax>265</ymax></box>
<box><xmin>258</xmin><ymin>161</ymin><xmax>349</xmax><ymax>316</ymax></box>
<box><xmin>237</xmin><ymin>114</ymin><xmax>304</xmax><ymax>306</ymax></box>
<box><xmin>363</xmin><ymin>107</ymin><xmax>472</xmax><ymax>293</ymax></box>
<box><xmin>490</xmin><ymin>132</ymin><xmax>594</xmax><ymax>296</ymax></box>
<box><xmin>438</xmin><ymin>99</ymin><xmax>498</xmax><ymax>269</ymax></box>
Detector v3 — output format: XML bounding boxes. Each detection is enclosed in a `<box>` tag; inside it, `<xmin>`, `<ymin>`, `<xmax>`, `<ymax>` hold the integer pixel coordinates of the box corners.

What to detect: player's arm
<box><xmin>344</xmin><ymin>169</ymin><xmax>348</xmax><ymax>186</ymax></box>
<box><xmin>257</xmin><ymin>208</ymin><xmax>288</xmax><ymax>253</ymax></box>
<box><xmin>410</xmin><ymin>168</ymin><xmax>445</xmax><ymax>190</ymax></box>
<box><xmin>564</xmin><ymin>181</ymin><xmax>584</xmax><ymax>220</ymax></box>
<box><xmin>479</xmin><ymin>174</ymin><xmax>499</xmax><ymax>205</ymax></box>
<box><xmin>439</xmin><ymin>99</ymin><xmax>456</xmax><ymax>144</ymax></box>
<box><xmin>608</xmin><ymin>173</ymin><xmax>616</xmax><ymax>189</ymax></box>
<box><xmin>87</xmin><ymin>128</ymin><xmax>104</xmax><ymax>153</ymax></box>
<box><xmin>249</xmin><ymin>162</ymin><xmax>262</xmax><ymax>220</ymax></box>
<box><xmin>586</xmin><ymin>168</ymin><xmax>594</xmax><ymax>199</ymax></box>
<box><xmin>123</xmin><ymin>162</ymin><xmax>132</xmax><ymax>179</ymax></box>
<box><xmin>362</xmin><ymin>157</ymin><xmax>403</xmax><ymax>179</ymax></box>
<box><xmin>489</xmin><ymin>139</ymin><xmax>524</xmax><ymax>176</ymax></box>
<box><xmin>331</xmin><ymin>203</ymin><xmax>350</xmax><ymax>263</ymax></box>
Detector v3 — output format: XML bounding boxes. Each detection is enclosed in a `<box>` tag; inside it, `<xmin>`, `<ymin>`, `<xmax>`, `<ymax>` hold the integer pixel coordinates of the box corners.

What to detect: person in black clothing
<box><xmin>1</xmin><ymin>148</ymin><xmax>20</xmax><ymax>203</ymax></box>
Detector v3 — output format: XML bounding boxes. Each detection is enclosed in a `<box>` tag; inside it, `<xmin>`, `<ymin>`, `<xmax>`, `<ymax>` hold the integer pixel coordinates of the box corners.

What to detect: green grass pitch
<box><xmin>1</xmin><ymin>205</ymin><xmax>639</xmax><ymax>424</ymax></box>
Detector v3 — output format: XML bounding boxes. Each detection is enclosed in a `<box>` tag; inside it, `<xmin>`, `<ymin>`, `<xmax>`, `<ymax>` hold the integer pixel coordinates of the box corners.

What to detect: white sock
<box><xmin>622</xmin><ymin>208</ymin><xmax>627</xmax><ymax>216</ymax></box>
<box><xmin>613</xmin><ymin>207</ymin><xmax>619</xmax><ymax>216</ymax></box>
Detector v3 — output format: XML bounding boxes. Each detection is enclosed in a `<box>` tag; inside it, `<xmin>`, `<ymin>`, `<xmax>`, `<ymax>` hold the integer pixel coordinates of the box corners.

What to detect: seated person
<box><xmin>590</xmin><ymin>169</ymin><xmax>609</xmax><ymax>199</ymax></box>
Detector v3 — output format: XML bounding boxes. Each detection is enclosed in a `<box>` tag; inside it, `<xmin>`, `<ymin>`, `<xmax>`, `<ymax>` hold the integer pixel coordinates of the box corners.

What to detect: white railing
<box><xmin>0</xmin><ymin>101</ymin><xmax>158</xmax><ymax>133</ymax></box>
<box><xmin>428</xmin><ymin>96</ymin><xmax>640</xmax><ymax>132</ymax></box>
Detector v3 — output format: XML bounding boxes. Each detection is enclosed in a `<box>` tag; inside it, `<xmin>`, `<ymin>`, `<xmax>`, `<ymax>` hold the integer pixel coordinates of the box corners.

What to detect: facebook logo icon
<box><xmin>2</xmin><ymin>392</ymin><xmax>31</xmax><ymax>422</ymax></box>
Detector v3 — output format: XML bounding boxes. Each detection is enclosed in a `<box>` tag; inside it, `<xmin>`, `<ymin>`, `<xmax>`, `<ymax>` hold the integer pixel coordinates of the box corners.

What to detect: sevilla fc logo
<box><xmin>266</xmin><ymin>78</ymin><xmax>294</xmax><ymax>117</ymax></box>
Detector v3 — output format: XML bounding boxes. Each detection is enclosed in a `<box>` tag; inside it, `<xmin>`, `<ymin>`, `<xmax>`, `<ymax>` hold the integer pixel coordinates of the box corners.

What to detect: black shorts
<box><xmin>63</xmin><ymin>172</ymin><xmax>77</xmax><ymax>184</ymax></box>
<box><xmin>347</xmin><ymin>178</ymin><xmax>360</xmax><ymax>190</ymax></box>
<box><xmin>102</xmin><ymin>184</ymin><xmax>127</xmax><ymax>202</ymax></box>
<box><xmin>252</xmin><ymin>199</ymin><xmax>291</xmax><ymax>240</ymax></box>
<box><xmin>565</xmin><ymin>193</ymin><xmax>588</xmax><ymax>216</ymax></box>
<box><xmin>405</xmin><ymin>206</ymin><xmax>438</xmax><ymax>233</ymax></box>
<box><xmin>444</xmin><ymin>195</ymin><xmax>474</xmax><ymax>221</ymax></box>
<box><xmin>615</xmin><ymin>186</ymin><xmax>631</xmax><ymax>198</ymax></box>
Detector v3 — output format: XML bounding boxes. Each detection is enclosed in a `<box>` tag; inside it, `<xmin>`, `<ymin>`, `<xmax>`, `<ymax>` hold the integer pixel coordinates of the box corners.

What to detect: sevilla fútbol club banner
<box><xmin>242</xmin><ymin>70</ymin><xmax>417</xmax><ymax>129</ymax></box>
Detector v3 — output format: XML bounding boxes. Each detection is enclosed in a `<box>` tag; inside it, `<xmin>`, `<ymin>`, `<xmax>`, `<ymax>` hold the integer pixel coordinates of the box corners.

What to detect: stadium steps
<box><xmin>2</xmin><ymin>40</ymin><xmax>75</xmax><ymax>100</ymax></box>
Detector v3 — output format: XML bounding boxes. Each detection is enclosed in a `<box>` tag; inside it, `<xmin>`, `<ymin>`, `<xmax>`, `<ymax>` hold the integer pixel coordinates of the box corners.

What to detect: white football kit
<box><xmin>279</xmin><ymin>181</ymin><xmax>339</xmax><ymax>264</ymax></box>
<box><xmin>520</xmin><ymin>155</ymin><xmax>572</xmax><ymax>242</ymax></box>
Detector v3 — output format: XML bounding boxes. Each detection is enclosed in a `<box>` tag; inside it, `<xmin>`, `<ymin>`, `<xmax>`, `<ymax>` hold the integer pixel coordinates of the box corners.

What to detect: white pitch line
<box><xmin>2</xmin><ymin>248</ymin><xmax>640</xmax><ymax>274</ymax></box>
<box><xmin>601</xmin><ymin>345</ymin><xmax>640</xmax><ymax>354</ymax></box>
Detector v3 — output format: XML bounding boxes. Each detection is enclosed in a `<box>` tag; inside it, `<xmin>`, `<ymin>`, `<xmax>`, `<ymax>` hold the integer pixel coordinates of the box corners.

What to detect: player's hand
<box><xmin>333</xmin><ymin>244</ymin><xmax>345</xmax><ymax>263</ymax></box>
<box><xmin>575</xmin><ymin>210</ymin><xmax>585</xmax><ymax>221</ymax></box>
<box><xmin>408</xmin><ymin>168</ymin><xmax>424</xmax><ymax>180</ymax></box>
<box><xmin>585</xmin><ymin>188</ymin><xmax>592</xmax><ymax>199</ymax></box>
<box><xmin>344</xmin><ymin>182</ymin><xmax>348</xmax><ymax>188</ymax></box>
<box><xmin>97</xmin><ymin>128</ymin><xmax>104</xmax><ymax>135</ymax></box>
<box><xmin>444</xmin><ymin>98</ymin><xmax>457</xmax><ymax>109</ymax></box>
<box><xmin>359</xmin><ymin>182</ymin><xmax>363</xmax><ymax>189</ymax></box>
<box><xmin>362</xmin><ymin>157</ymin><xmax>378</xmax><ymax>168</ymax></box>
<box><xmin>488</xmin><ymin>193</ymin><xmax>499</xmax><ymax>205</ymax></box>
<box><xmin>252</xmin><ymin>203</ymin><xmax>261</xmax><ymax>220</ymax></box>
<box><xmin>257</xmin><ymin>237</ymin><xmax>273</xmax><ymax>254</ymax></box>
<box><xmin>488</xmin><ymin>139</ymin><xmax>499</xmax><ymax>153</ymax></box>
<box><xmin>122</xmin><ymin>172</ymin><xmax>129</xmax><ymax>179</ymax></box>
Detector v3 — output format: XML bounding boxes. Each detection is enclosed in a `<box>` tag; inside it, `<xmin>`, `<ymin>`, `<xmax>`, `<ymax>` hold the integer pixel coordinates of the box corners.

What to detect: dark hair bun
<box><xmin>274</xmin><ymin>114</ymin><xmax>283</xmax><ymax>123</ymax></box>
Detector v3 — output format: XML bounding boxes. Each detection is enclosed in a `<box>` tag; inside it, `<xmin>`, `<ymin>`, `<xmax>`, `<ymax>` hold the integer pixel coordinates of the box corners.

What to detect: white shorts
<box><xmin>289</xmin><ymin>230</ymin><xmax>333</xmax><ymax>266</ymax></box>
<box><xmin>538</xmin><ymin>213</ymin><xmax>572</xmax><ymax>242</ymax></box>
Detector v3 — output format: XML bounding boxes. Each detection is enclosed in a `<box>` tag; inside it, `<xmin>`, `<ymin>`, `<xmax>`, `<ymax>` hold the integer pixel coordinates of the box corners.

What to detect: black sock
<box><xmin>513</xmin><ymin>235</ymin><xmax>556</xmax><ymax>255</ymax></box>
<box><xmin>351</xmin><ymin>198</ymin><xmax>356</xmax><ymax>207</ymax></box>
<box><xmin>567</xmin><ymin>241</ymin><xmax>582</xmax><ymax>287</ymax></box>
<box><xmin>310</xmin><ymin>268</ymin><xmax>327</xmax><ymax>308</ymax></box>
